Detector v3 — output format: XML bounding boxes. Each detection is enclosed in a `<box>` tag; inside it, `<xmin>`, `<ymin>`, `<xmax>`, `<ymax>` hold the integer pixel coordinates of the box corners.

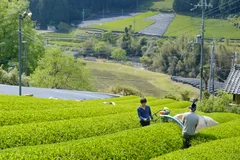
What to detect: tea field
<box><xmin>0</xmin><ymin>94</ymin><xmax>239</xmax><ymax>159</ymax></box>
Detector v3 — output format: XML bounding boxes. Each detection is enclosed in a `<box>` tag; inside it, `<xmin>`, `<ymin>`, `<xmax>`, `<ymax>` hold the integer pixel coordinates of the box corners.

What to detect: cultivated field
<box><xmin>87</xmin><ymin>11</ymin><xmax>157</xmax><ymax>32</ymax></box>
<box><xmin>0</xmin><ymin>94</ymin><xmax>239</xmax><ymax>159</ymax></box>
<box><xmin>78</xmin><ymin>12</ymin><xmax>140</xmax><ymax>28</ymax></box>
<box><xmin>165</xmin><ymin>14</ymin><xmax>240</xmax><ymax>39</ymax></box>
<box><xmin>139</xmin><ymin>0</ymin><xmax>174</xmax><ymax>11</ymax></box>
<box><xmin>85</xmin><ymin>61</ymin><xmax>200</xmax><ymax>98</ymax></box>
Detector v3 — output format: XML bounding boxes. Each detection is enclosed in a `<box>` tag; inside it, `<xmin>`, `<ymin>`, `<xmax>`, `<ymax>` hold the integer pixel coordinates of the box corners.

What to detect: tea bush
<box><xmin>0</xmin><ymin>124</ymin><xmax>183</xmax><ymax>159</ymax></box>
<box><xmin>154</xmin><ymin>136</ymin><xmax>240</xmax><ymax>160</ymax></box>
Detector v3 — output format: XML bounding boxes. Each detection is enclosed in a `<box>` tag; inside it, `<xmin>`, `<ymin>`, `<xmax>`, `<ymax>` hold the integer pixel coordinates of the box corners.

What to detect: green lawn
<box><xmin>85</xmin><ymin>61</ymin><xmax>199</xmax><ymax>98</ymax></box>
<box><xmin>139</xmin><ymin>0</ymin><xmax>174</xmax><ymax>11</ymax></box>
<box><xmin>87</xmin><ymin>11</ymin><xmax>158</xmax><ymax>33</ymax></box>
<box><xmin>165</xmin><ymin>14</ymin><xmax>240</xmax><ymax>39</ymax></box>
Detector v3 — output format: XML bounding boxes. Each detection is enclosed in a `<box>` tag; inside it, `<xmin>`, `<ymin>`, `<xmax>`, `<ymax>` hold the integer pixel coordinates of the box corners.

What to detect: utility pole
<box><xmin>208</xmin><ymin>40</ymin><xmax>215</xmax><ymax>94</ymax></box>
<box><xmin>82</xmin><ymin>9</ymin><xmax>85</xmax><ymax>25</ymax></box>
<box><xmin>18</xmin><ymin>14</ymin><xmax>23</xmax><ymax>96</ymax></box>
<box><xmin>22</xmin><ymin>41</ymin><xmax>27</xmax><ymax>75</ymax></box>
<box><xmin>234</xmin><ymin>52</ymin><xmax>238</xmax><ymax>64</ymax></box>
<box><xmin>192</xmin><ymin>0</ymin><xmax>212</xmax><ymax>101</ymax></box>
<box><xmin>133</xmin><ymin>16</ymin><xmax>136</xmax><ymax>32</ymax></box>
<box><xmin>18</xmin><ymin>11</ymin><xmax>32</xmax><ymax>96</ymax></box>
<box><xmin>103</xmin><ymin>8</ymin><xmax>105</xmax><ymax>19</ymax></box>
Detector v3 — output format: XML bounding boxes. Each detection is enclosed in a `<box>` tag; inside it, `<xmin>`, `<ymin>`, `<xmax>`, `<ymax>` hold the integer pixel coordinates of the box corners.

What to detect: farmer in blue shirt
<box><xmin>137</xmin><ymin>98</ymin><xmax>154</xmax><ymax>126</ymax></box>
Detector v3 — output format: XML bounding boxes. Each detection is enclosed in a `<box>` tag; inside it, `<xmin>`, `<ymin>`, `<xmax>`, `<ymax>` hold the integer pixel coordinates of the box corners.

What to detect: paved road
<box><xmin>0</xmin><ymin>84</ymin><xmax>120</xmax><ymax>100</ymax></box>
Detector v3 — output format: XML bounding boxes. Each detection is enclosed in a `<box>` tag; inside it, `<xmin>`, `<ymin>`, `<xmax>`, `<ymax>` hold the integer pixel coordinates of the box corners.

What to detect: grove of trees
<box><xmin>29</xmin><ymin>0</ymin><xmax>143</xmax><ymax>28</ymax></box>
<box><xmin>0</xmin><ymin>0</ymin><xmax>44</xmax><ymax>74</ymax></box>
<box><xmin>140</xmin><ymin>35</ymin><xmax>239</xmax><ymax>81</ymax></box>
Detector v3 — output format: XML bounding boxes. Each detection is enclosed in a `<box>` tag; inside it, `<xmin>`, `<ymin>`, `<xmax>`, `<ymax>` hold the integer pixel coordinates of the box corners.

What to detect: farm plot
<box><xmin>0</xmin><ymin>94</ymin><xmax>239</xmax><ymax>159</ymax></box>
<box><xmin>164</xmin><ymin>14</ymin><xmax>240</xmax><ymax>39</ymax></box>
<box><xmin>78</xmin><ymin>12</ymin><xmax>140</xmax><ymax>28</ymax></box>
<box><xmin>139</xmin><ymin>13</ymin><xmax>175</xmax><ymax>36</ymax></box>
<box><xmin>87</xmin><ymin>12</ymin><xmax>157</xmax><ymax>32</ymax></box>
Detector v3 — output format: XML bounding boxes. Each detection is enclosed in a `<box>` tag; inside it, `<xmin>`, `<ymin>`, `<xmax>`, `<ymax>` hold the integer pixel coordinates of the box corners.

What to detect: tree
<box><xmin>101</xmin><ymin>30</ymin><xmax>116</xmax><ymax>44</ymax></box>
<box><xmin>121</xmin><ymin>25</ymin><xmax>133</xmax><ymax>55</ymax></box>
<box><xmin>202</xmin><ymin>65</ymin><xmax>210</xmax><ymax>91</ymax></box>
<box><xmin>111</xmin><ymin>48</ymin><xmax>127</xmax><ymax>61</ymax></box>
<box><xmin>0</xmin><ymin>0</ymin><xmax>44</xmax><ymax>74</ymax></box>
<box><xmin>82</xmin><ymin>39</ymin><xmax>97</xmax><ymax>56</ymax></box>
<box><xmin>94</xmin><ymin>41</ymin><xmax>112</xmax><ymax>59</ymax></box>
<box><xmin>30</xmin><ymin>47</ymin><xmax>95</xmax><ymax>91</ymax></box>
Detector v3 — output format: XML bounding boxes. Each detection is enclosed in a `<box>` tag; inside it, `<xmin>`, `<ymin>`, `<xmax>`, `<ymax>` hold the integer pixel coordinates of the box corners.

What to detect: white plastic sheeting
<box><xmin>174</xmin><ymin>113</ymin><xmax>219</xmax><ymax>132</ymax></box>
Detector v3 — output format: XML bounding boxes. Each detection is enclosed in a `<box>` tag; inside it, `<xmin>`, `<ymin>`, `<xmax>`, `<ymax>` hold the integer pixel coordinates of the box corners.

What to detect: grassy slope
<box><xmin>165</xmin><ymin>14</ymin><xmax>240</xmax><ymax>39</ymax></box>
<box><xmin>87</xmin><ymin>11</ymin><xmax>157</xmax><ymax>32</ymax></box>
<box><xmin>85</xmin><ymin>61</ymin><xmax>199</xmax><ymax>98</ymax></box>
<box><xmin>139</xmin><ymin>0</ymin><xmax>173</xmax><ymax>11</ymax></box>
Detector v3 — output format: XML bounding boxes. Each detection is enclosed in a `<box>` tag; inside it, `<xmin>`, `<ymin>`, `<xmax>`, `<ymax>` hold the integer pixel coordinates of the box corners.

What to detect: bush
<box><xmin>0</xmin><ymin>124</ymin><xmax>183</xmax><ymax>159</ymax></box>
<box><xmin>57</xmin><ymin>22</ymin><xmax>71</xmax><ymax>33</ymax></box>
<box><xmin>154</xmin><ymin>136</ymin><xmax>240</xmax><ymax>160</ymax></box>
<box><xmin>108</xmin><ymin>85</ymin><xmax>143</xmax><ymax>96</ymax></box>
<box><xmin>180</xmin><ymin>90</ymin><xmax>190</xmax><ymax>101</ymax></box>
<box><xmin>0</xmin><ymin>66</ymin><xmax>29</xmax><ymax>86</ymax></box>
<box><xmin>198</xmin><ymin>90</ymin><xmax>232</xmax><ymax>113</ymax></box>
<box><xmin>162</xmin><ymin>93</ymin><xmax>179</xmax><ymax>101</ymax></box>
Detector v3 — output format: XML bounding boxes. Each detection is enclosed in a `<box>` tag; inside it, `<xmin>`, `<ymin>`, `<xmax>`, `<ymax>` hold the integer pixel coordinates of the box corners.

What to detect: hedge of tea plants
<box><xmin>0</xmin><ymin>124</ymin><xmax>183</xmax><ymax>159</ymax></box>
<box><xmin>0</xmin><ymin>100</ymin><xmax>187</xmax><ymax>126</ymax></box>
<box><xmin>0</xmin><ymin>94</ymin><xmax>239</xmax><ymax>159</ymax></box>
<box><xmin>154</xmin><ymin>136</ymin><xmax>240</xmax><ymax>160</ymax></box>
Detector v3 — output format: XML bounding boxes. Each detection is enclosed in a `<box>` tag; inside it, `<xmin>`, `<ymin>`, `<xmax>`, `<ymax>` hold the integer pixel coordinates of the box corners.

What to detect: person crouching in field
<box><xmin>137</xmin><ymin>98</ymin><xmax>154</xmax><ymax>127</ymax></box>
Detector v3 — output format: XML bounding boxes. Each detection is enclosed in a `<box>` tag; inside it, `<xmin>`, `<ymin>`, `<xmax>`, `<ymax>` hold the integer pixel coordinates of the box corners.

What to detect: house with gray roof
<box><xmin>223</xmin><ymin>64</ymin><xmax>240</xmax><ymax>104</ymax></box>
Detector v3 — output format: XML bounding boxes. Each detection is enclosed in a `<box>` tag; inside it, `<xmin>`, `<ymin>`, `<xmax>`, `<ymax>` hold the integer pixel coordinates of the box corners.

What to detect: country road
<box><xmin>0</xmin><ymin>84</ymin><xmax>120</xmax><ymax>100</ymax></box>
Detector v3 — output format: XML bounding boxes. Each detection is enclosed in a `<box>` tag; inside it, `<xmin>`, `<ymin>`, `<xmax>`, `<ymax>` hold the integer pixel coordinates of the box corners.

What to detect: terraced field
<box><xmin>0</xmin><ymin>94</ymin><xmax>239</xmax><ymax>159</ymax></box>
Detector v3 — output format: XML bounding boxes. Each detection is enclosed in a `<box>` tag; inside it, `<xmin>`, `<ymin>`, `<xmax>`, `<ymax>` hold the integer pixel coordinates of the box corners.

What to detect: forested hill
<box><xmin>29</xmin><ymin>0</ymin><xmax>240</xmax><ymax>28</ymax></box>
<box><xmin>29</xmin><ymin>0</ymin><xmax>142</xmax><ymax>28</ymax></box>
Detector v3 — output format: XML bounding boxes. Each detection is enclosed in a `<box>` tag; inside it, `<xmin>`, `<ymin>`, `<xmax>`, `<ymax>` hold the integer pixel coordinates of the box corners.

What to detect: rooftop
<box><xmin>223</xmin><ymin>64</ymin><xmax>240</xmax><ymax>94</ymax></box>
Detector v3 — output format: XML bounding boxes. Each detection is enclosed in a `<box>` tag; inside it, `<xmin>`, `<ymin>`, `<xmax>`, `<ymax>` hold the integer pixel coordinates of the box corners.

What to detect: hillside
<box><xmin>165</xmin><ymin>14</ymin><xmax>240</xmax><ymax>39</ymax></box>
<box><xmin>85</xmin><ymin>61</ymin><xmax>199</xmax><ymax>98</ymax></box>
<box><xmin>0</xmin><ymin>95</ymin><xmax>239</xmax><ymax>159</ymax></box>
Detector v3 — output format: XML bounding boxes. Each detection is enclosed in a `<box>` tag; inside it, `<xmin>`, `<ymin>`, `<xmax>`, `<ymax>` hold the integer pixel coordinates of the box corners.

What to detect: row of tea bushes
<box><xmin>0</xmin><ymin>112</ymin><xmax>141</xmax><ymax>149</ymax></box>
<box><xmin>0</xmin><ymin>124</ymin><xmax>183</xmax><ymax>159</ymax></box>
<box><xmin>154</xmin><ymin>136</ymin><xmax>240</xmax><ymax>160</ymax></box>
<box><xmin>0</xmin><ymin>101</ymin><xmax>186</xmax><ymax>126</ymax></box>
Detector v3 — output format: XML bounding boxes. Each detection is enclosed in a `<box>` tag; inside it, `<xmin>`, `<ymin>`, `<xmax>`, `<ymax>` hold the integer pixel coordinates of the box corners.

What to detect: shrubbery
<box><xmin>154</xmin><ymin>136</ymin><xmax>240</xmax><ymax>160</ymax></box>
<box><xmin>198</xmin><ymin>90</ymin><xmax>238</xmax><ymax>113</ymax></box>
<box><xmin>108</xmin><ymin>85</ymin><xmax>143</xmax><ymax>96</ymax></box>
<box><xmin>0</xmin><ymin>65</ymin><xmax>29</xmax><ymax>86</ymax></box>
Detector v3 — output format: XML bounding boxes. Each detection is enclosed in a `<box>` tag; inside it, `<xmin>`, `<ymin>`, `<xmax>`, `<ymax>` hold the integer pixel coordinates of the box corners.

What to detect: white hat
<box><xmin>164</xmin><ymin>107</ymin><xmax>169</xmax><ymax>110</ymax></box>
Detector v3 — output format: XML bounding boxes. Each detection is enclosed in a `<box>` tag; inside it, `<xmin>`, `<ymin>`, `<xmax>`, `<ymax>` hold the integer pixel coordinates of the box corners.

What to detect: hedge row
<box><xmin>0</xmin><ymin>101</ymin><xmax>185</xmax><ymax>126</ymax></box>
<box><xmin>192</xmin><ymin>119</ymin><xmax>240</xmax><ymax>145</ymax></box>
<box><xmin>199</xmin><ymin>112</ymin><xmax>240</xmax><ymax>123</ymax></box>
<box><xmin>0</xmin><ymin>95</ymin><xmax>165</xmax><ymax>111</ymax></box>
<box><xmin>154</xmin><ymin>136</ymin><xmax>240</xmax><ymax>160</ymax></box>
<box><xmin>0</xmin><ymin>112</ymin><xmax>141</xmax><ymax>149</ymax></box>
<box><xmin>0</xmin><ymin>124</ymin><xmax>183</xmax><ymax>159</ymax></box>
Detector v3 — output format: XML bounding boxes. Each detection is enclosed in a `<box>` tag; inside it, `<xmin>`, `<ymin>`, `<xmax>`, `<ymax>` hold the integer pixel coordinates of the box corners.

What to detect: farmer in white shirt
<box><xmin>182</xmin><ymin>103</ymin><xmax>199</xmax><ymax>149</ymax></box>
